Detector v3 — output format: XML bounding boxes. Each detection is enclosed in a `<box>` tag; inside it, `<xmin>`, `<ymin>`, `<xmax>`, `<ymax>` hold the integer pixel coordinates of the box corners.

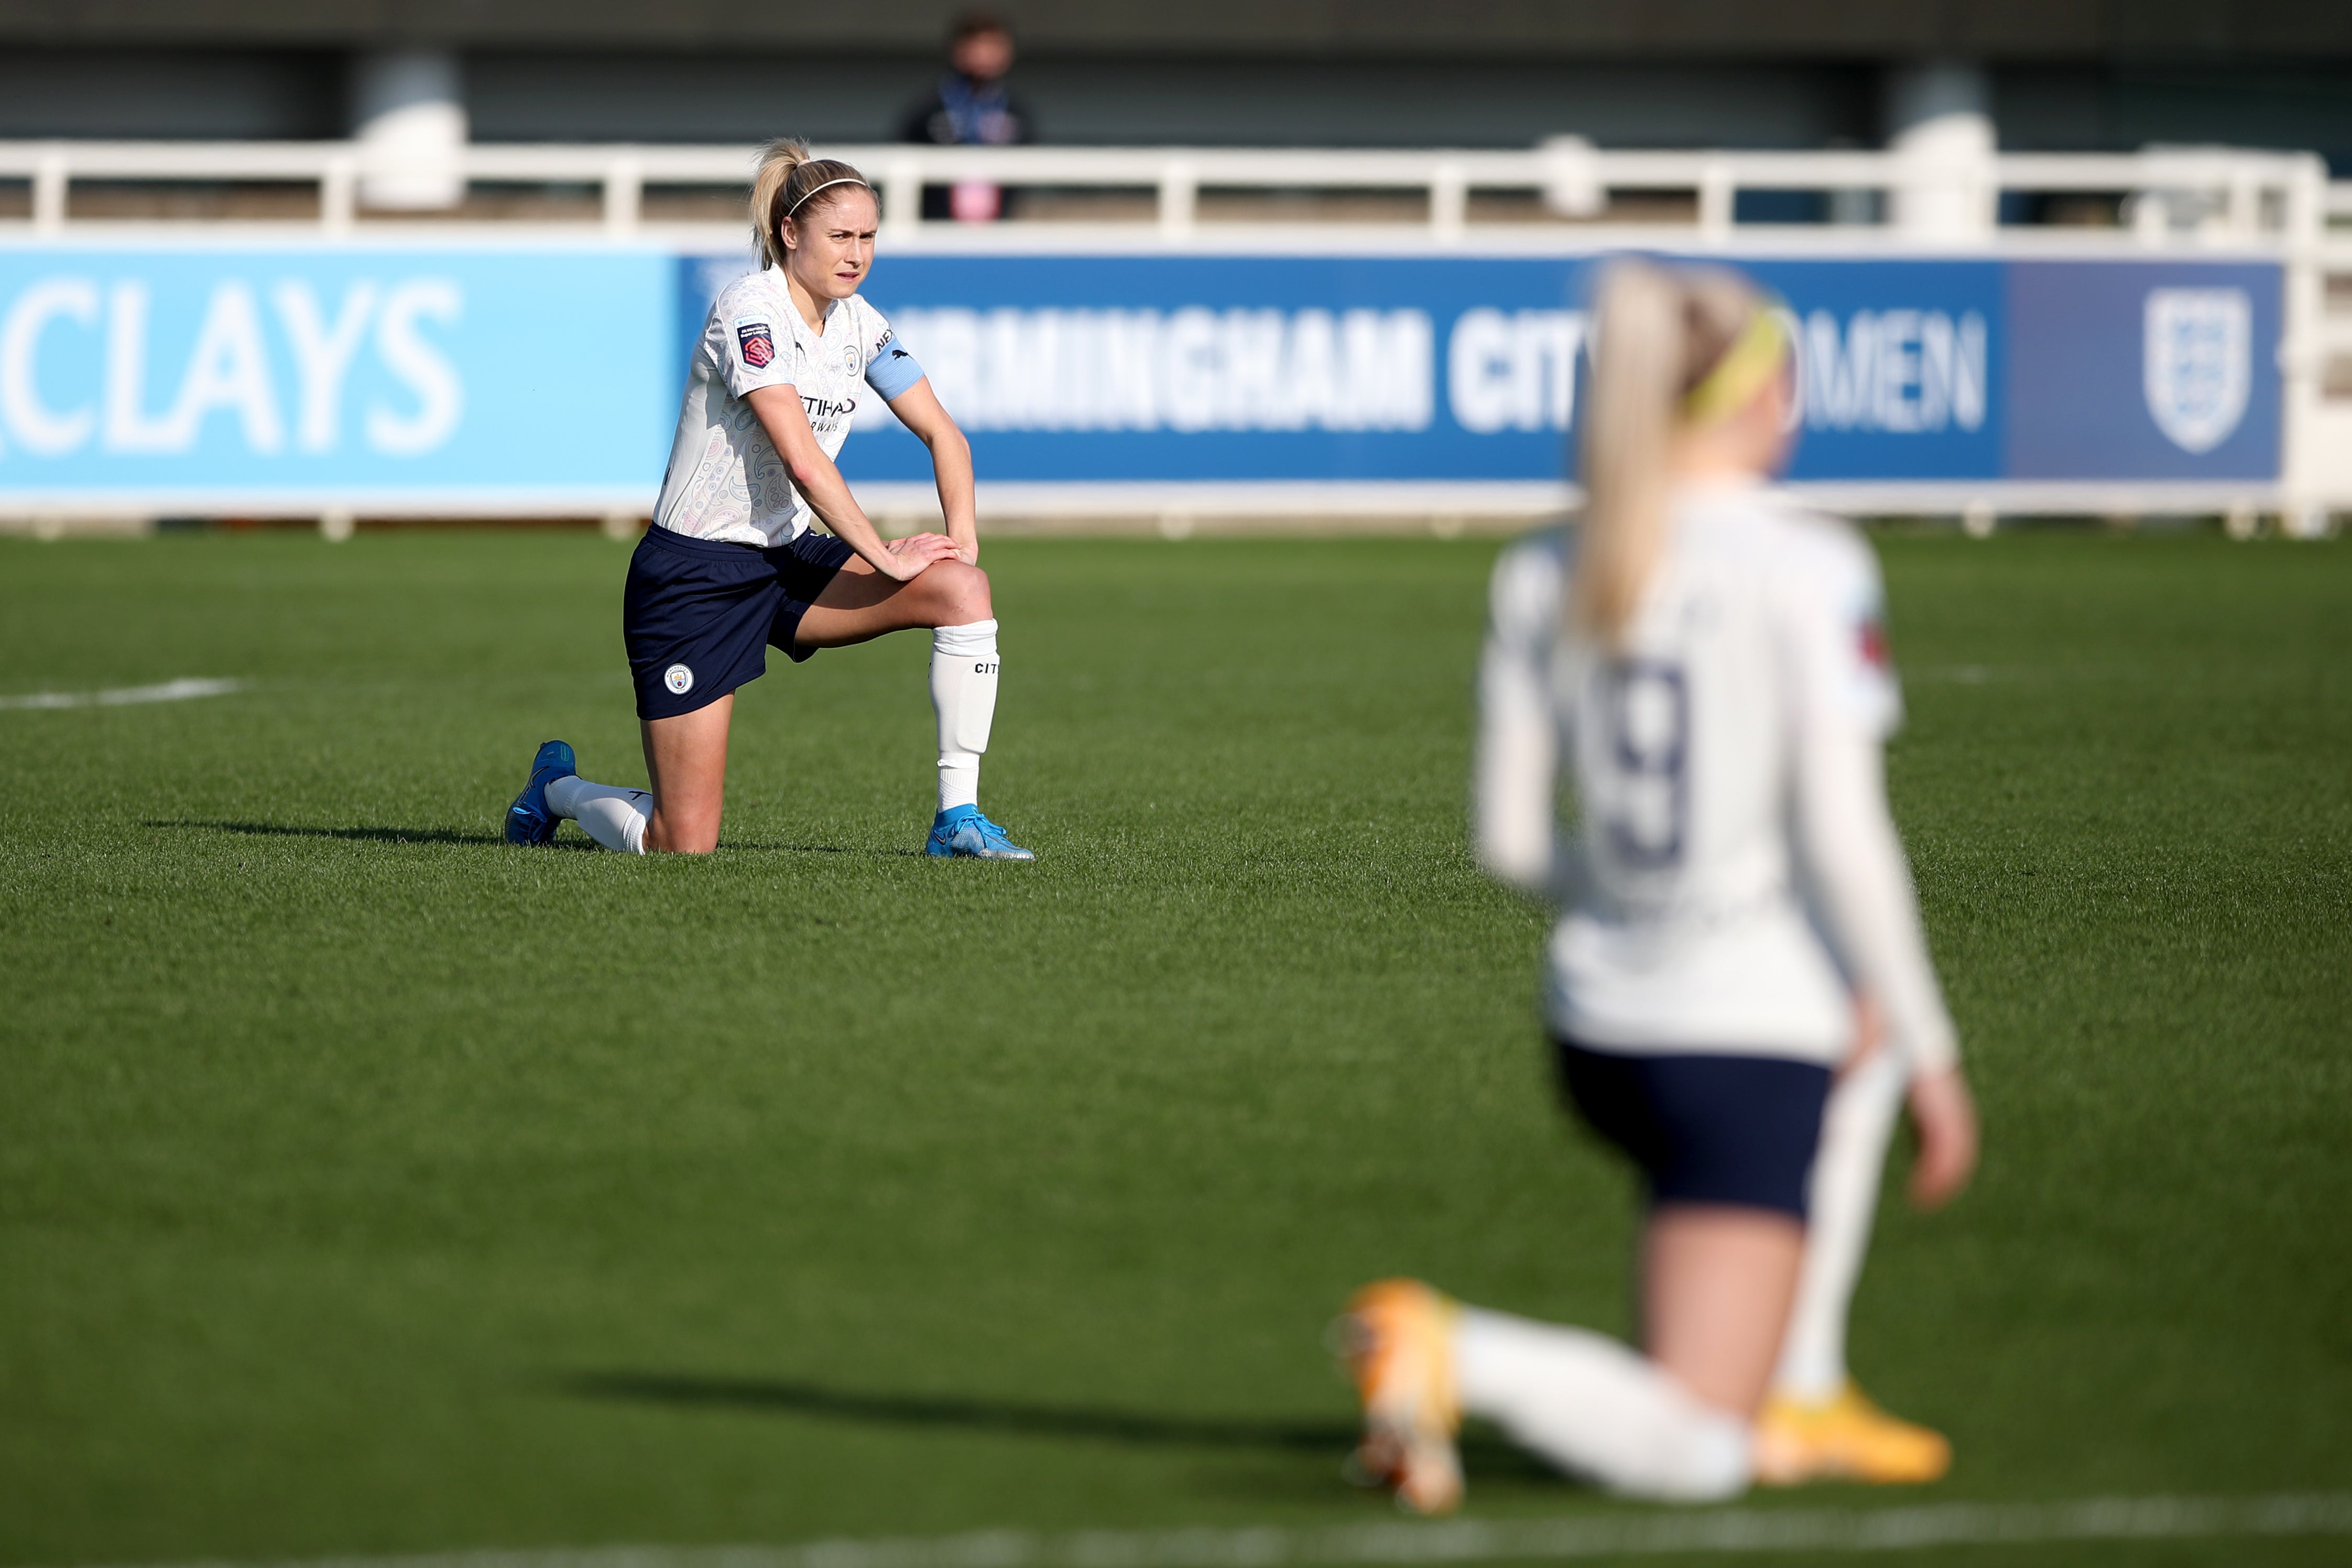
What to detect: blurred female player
<box><xmin>503</xmin><ymin>139</ymin><xmax>1032</xmax><ymax>859</ymax></box>
<box><xmin>1341</xmin><ymin>259</ymin><xmax>1977</xmax><ymax>1510</ymax></box>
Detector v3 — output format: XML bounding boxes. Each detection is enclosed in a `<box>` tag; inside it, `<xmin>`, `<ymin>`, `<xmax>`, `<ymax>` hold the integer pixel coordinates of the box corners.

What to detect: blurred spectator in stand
<box><xmin>901</xmin><ymin>11</ymin><xmax>1031</xmax><ymax>222</ymax></box>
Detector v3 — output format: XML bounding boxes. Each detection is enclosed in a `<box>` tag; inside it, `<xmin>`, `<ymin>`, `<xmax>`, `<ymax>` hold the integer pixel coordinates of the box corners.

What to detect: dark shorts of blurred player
<box><xmin>1555</xmin><ymin>1041</ymin><xmax>1833</xmax><ymax>1221</ymax></box>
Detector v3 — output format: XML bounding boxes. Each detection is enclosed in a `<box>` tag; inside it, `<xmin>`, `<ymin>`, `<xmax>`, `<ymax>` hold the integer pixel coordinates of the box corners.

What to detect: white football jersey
<box><xmin>1476</xmin><ymin>482</ymin><xmax>1956</xmax><ymax>1071</ymax></box>
<box><xmin>652</xmin><ymin>268</ymin><xmax>923</xmax><ymax>548</ymax></box>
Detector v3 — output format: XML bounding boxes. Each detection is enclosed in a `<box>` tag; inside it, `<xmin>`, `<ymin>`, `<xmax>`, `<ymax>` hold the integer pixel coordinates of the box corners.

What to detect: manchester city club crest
<box><xmin>2142</xmin><ymin>288</ymin><xmax>2251</xmax><ymax>454</ymax></box>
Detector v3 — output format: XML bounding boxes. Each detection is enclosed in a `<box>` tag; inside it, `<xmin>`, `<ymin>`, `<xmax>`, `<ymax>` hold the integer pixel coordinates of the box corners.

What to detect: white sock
<box><xmin>545</xmin><ymin>774</ymin><xmax>650</xmax><ymax>856</ymax></box>
<box><xmin>1454</xmin><ymin>1305</ymin><xmax>1752</xmax><ymax>1501</ymax></box>
<box><xmin>930</xmin><ymin>618</ymin><xmax>999</xmax><ymax>815</ymax></box>
<box><xmin>1775</xmin><ymin>1049</ymin><xmax>1908</xmax><ymax>1400</ymax></box>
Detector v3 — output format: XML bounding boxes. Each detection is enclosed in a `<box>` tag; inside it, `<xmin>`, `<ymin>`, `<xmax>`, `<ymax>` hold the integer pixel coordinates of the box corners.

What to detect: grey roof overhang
<box><xmin>0</xmin><ymin>0</ymin><xmax>2347</xmax><ymax>60</ymax></box>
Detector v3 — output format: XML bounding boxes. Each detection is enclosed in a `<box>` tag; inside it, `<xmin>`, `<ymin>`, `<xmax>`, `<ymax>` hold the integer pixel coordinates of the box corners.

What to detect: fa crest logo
<box><xmin>2143</xmin><ymin>289</ymin><xmax>2250</xmax><ymax>454</ymax></box>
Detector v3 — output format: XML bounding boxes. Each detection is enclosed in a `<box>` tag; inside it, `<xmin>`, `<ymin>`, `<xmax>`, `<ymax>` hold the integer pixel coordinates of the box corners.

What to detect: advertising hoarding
<box><xmin>0</xmin><ymin>242</ymin><xmax>2284</xmax><ymax>513</ymax></box>
<box><xmin>807</xmin><ymin>253</ymin><xmax>2278</xmax><ymax>488</ymax></box>
<box><xmin>0</xmin><ymin>245</ymin><xmax>674</xmax><ymax>511</ymax></box>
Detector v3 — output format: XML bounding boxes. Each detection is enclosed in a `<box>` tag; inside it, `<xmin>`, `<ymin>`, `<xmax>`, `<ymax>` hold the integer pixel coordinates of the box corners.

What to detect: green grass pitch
<box><xmin>1</xmin><ymin>529</ymin><xmax>2347</xmax><ymax>1566</ymax></box>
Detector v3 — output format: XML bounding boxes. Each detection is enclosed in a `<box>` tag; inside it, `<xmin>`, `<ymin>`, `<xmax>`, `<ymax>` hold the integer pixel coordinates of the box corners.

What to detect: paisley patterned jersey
<box><xmin>652</xmin><ymin>267</ymin><xmax>925</xmax><ymax>547</ymax></box>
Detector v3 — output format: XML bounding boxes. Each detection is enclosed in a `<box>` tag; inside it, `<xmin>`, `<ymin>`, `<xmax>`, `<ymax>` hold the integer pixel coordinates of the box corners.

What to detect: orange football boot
<box><xmin>1754</xmin><ymin>1379</ymin><xmax>1953</xmax><ymax>1485</ymax></box>
<box><xmin>1337</xmin><ymin>1279</ymin><xmax>1464</xmax><ymax>1515</ymax></box>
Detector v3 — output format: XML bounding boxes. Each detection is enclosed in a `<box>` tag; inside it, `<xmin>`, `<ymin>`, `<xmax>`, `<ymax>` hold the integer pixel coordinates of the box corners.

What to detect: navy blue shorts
<box><xmin>1554</xmin><ymin>1040</ymin><xmax>1831</xmax><ymax>1221</ymax></box>
<box><xmin>622</xmin><ymin>525</ymin><xmax>855</xmax><ymax>721</ymax></box>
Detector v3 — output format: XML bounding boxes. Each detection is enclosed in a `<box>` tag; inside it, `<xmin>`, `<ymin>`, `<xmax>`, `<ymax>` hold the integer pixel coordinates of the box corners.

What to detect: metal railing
<box><xmin>0</xmin><ymin>137</ymin><xmax>2332</xmax><ymax>245</ymax></box>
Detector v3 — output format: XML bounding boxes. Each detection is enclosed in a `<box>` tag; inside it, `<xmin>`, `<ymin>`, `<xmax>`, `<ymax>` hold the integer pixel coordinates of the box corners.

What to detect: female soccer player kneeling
<box><xmin>1340</xmin><ymin>260</ymin><xmax>1978</xmax><ymax>1510</ymax></box>
<box><xmin>504</xmin><ymin>139</ymin><xmax>1031</xmax><ymax>860</ymax></box>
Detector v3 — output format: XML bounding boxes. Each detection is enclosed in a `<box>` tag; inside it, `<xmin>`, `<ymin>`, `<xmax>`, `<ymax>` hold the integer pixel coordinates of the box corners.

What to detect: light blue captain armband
<box><xmin>864</xmin><ymin>338</ymin><xmax>926</xmax><ymax>401</ymax></box>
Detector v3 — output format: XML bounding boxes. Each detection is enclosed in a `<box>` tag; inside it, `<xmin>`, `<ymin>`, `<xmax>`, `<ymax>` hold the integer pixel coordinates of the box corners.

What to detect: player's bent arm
<box><xmin>1791</xmin><ymin>722</ymin><xmax>1958</xmax><ymax>1079</ymax></box>
<box><xmin>746</xmin><ymin>385</ymin><xmax>956</xmax><ymax>582</ymax></box>
<box><xmin>1794</xmin><ymin>725</ymin><xmax>1979</xmax><ymax>1204</ymax></box>
<box><xmin>886</xmin><ymin>379</ymin><xmax>978</xmax><ymax>564</ymax></box>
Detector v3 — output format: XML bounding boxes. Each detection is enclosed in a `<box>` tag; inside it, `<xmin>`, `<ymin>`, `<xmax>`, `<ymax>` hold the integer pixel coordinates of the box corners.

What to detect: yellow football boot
<box><xmin>1337</xmin><ymin>1278</ymin><xmax>1464</xmax><ymax>1515</ymax></box>
<box><xmin>1754</xmin><ymin>1379</ymin><xmax>1953</xmax><ymax>1485</ymax></box>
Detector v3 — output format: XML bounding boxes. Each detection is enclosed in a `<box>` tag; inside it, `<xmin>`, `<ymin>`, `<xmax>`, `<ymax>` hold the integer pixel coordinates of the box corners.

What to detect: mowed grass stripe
<box><xmin>0</xmin><ymin>677</ymin><xmax>243</xmax><ymax>709</ymax></box>
<box><xmin>1</xmin><ymin>532</ymin><xmax>2347</xmax><ymax>1566</ymax></box>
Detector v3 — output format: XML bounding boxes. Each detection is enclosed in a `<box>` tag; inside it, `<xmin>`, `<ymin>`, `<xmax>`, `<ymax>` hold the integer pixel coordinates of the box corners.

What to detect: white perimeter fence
<box><xmin>0</xmin><ymin>138</ymin><xmax>2346</xmax><ymax>531</ymax></box>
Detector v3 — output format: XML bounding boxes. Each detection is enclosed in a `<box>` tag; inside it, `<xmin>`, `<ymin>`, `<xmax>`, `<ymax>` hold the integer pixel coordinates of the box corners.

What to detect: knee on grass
<box><xmin>646</xmin><ymin>810</ymin><xmax>721</xmax><ymax>855</ymax></box>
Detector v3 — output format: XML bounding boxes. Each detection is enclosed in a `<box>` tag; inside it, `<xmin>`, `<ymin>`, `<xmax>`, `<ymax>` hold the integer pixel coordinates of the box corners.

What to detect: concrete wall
<box><xmin>462</xmin><ymin>55</ymin><xmax>1882</xmax><ymax>149</ymax></box>
<box><xmin>0</xmin><ymin>1</ymin><xmax>2347</xmax><ymax>58</ymax></box>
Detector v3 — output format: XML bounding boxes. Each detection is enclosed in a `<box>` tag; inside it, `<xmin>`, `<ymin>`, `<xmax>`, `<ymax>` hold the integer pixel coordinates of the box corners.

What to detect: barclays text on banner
<box><xmin>0</xmin><ymin>247</ymin><xmax>674</xmax><ymax>504</ymax></box>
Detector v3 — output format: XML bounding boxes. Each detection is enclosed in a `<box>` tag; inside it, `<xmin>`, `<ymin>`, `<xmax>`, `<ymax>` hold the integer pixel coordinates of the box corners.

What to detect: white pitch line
<box><xmin>0</xmin><ymin>677</ymin><xmax>242</xmax><ymax>710</ymax></box>
<box><xmin>38</xmin><ymin>1493</ymin><xmax>2352</xmax><ymax>1568</ymax></box>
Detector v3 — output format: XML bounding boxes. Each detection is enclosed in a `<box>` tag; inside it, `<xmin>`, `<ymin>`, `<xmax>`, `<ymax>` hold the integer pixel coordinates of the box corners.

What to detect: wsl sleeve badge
<box><xmin>1857</xmin><ymin>615</ymin><xmax>1889</xmax><ymax>671</ymax></box>
<box><xmin>734</xmin><ymin>318</ymin><xmax>777</xmax><ymax>370</ymax></box>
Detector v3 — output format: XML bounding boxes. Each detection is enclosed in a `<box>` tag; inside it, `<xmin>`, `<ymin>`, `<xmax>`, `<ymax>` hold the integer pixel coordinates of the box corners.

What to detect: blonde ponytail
<box><xmin>1571</xmin><ymin>260</ymin><xmax>1772</xmax><ymax>649</ymax></box>
<box><xmin>1574</xmin><ymin>262</ymin><xmax>1683</xmax><ymax>649</ymax></box>
<box><xmin>749</xmin><ymin>139</ymin><xmax>874</xmax><ymax>270</ymax></box>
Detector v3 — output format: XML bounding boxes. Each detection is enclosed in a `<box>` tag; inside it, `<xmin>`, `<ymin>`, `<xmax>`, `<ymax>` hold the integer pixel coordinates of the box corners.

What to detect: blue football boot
<box><xmin>505</xmin><ymin>739</ymin><xmax>577</xmax><ymax>845</ymax></box>
<box><xmin>924</xmin><ymin>804</ymin><xmax>1036</xmax><ymax>861</ymax></box>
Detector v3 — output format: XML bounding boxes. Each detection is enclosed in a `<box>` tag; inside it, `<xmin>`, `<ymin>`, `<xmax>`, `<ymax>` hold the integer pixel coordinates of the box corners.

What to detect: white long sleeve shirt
<box><xmin>1474</xmin><ymin>483</ymin><xmax>1957</xmax><ymax>1074</ymax></box>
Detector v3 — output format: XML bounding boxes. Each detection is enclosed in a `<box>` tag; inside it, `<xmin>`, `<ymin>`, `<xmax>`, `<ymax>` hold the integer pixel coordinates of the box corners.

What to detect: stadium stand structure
<box><xmin>3</xmin><ymin>4</ymin><xmax>2351</xmax><ymax>166</ymax></box>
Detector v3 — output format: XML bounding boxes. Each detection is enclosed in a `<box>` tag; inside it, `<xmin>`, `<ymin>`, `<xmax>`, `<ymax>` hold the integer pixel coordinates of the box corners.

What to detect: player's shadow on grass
<box><xmin>148</xmin><ymin>818</ymin><xmax>547</xmax><ymax>848</ymax></box>
<box><xmin>566</xmin><ymin>1370</ymin><xmax>1356</xmax><ymax>1453</ymax></box>
<box><xmin>561</xmin><ymin>1371</ymin><xmax>1546</xmax><ymax>1477</ymax></box>
<box><xmin>728</xmin><ymin>841</ymin><xmax>917</xmax><ymax>857</ymax></box>
<box><xmin>153</xmin><ymin>821</ymin><xmax>899</xmax><ymax>857</ymax></box>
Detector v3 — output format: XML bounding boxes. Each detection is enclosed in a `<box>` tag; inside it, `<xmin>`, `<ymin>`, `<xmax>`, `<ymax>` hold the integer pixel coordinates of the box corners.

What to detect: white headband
<box><xmin>787</xmin><ymin>176</ymin><xmax>871</xmax><ymax>216</ymax></box>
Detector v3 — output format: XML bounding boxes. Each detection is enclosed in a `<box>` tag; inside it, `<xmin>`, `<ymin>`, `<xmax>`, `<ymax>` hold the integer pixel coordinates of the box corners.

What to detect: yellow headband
<box><xmin>1681</xmin><ymin>309</ymin><xmax>1788</xmax><ymax>426</ymax></box>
